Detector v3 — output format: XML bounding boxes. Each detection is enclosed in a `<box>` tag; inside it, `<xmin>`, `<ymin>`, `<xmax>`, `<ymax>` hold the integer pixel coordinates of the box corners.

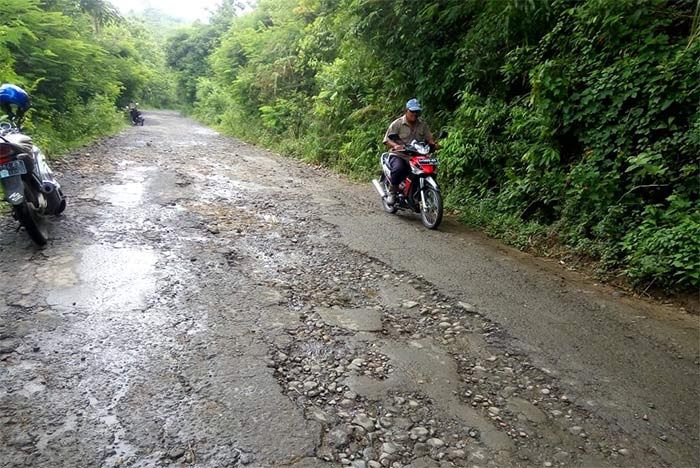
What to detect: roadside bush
<box><xmin>623</xmin><ymin>197</ymin><xmax>700</xmax><ymax>290</ymax></box>
<box><xmin>31</xmin><ymin>94</ymin><xmax>124</xmax><ymax>156</ymax></box>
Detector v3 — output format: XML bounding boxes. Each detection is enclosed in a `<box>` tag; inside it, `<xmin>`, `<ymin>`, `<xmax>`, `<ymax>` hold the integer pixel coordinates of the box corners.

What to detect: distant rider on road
<box><xmin>129</xmin><ymin>102</ymin><xmax>142</xmax><ymax>124</ymax></box>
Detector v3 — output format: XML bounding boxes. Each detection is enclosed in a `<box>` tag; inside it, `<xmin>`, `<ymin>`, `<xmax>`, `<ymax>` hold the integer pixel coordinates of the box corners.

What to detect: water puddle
<box><xmin>102</xmin><ymin>182</ymin><xmax>144</xmax><ymax>207</ymax></box>
<box><xmin>99</xmin><ymin>163</ymin><xmax>156</xmax><ymax>208</ymax></box>
<box><xmin>46</xmin><ymin>245</ymin><xmax>157</xmax><ymax>311</ymax></box>
<box><xmin>193</xmin><ymin>127</ymin><xmax>219</xmax><ymax>136</ymax></box>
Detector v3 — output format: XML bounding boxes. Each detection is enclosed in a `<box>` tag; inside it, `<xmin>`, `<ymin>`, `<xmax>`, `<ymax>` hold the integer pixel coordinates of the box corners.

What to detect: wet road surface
<box><xmin>0</xmin><ymin>110</ymin><xmax>698</xmax><ymax>468</ymax></box>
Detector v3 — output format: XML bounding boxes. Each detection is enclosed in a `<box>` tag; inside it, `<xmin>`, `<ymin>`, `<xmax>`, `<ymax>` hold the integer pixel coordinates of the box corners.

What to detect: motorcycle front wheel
<box><xmin>380</xmin><ymin>175</ymin><xmax>398</xmax><ymax>214</ymax></box>
<box><xmin>420</xmin><ymin>186</ymin><xmax>443</xmax><ymax>229</ymax></box>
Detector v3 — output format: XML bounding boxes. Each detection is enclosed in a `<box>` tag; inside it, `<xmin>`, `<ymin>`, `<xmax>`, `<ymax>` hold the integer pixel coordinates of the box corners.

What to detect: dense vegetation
<box><xmin>0</xmin><ymin>0</ymin><xmax>176</xmax><ymax>154</ymax></box>
<box><xmin>166</xmin><ymin>0</ymin><xmax>699</xmax><ymax>292</ymax></box>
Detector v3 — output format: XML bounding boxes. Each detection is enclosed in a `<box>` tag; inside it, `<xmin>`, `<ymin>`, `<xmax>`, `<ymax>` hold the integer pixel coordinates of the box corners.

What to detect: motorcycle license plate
<box><xmin>0</xmin><ymin>160</ymin><xmax>26</xmax><ymax>179</ymax></box>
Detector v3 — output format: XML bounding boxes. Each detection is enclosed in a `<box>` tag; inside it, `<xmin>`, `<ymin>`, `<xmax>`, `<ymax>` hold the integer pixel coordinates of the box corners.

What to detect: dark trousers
<box><xmin>389</xmin><ymin>155</ymin><xmax>409</xmax><ymax>186</ymax></box>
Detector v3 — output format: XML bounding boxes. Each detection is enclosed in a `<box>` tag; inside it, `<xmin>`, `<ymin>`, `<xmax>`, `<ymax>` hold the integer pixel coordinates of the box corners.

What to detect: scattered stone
<box><xmin>304</xmin><ymin>381</ymin><xmax>318</xmax><ymax>391</ymax></box>
<box><xmin>427</xmin><ymin>438</ymin><xmax>445</xmax><ymax>448</ymax></box>
<box><xmin>329</xmin><ymin>426</ymin><xmax>352</xmax><ymax>448</ymax></box>
<box><xmin>311</xmin><ymin>409</ymin><xmax>334</xmax><ymax>424</ymax></box>
<box><xmin>410</xmin><ymin>427</ymin><xmax>429</xmax><ymax>440</ymax></box>
<box><xmin>458</xmin><ymin>302</ymin><xmax>477</xmax><ymax>313</ymax></box>
<box><xmin>352</xmin><ymin>414</ymin><xmax>375</xmax><ymax>432</ymax></box>
<box><xmin>239</xmin><ymin>451</ymin><xmax>254</xmax><ymax>465</ymax></box>
<box><xmin>167</xmin><ymin>447</ymin><xmax>186</xmax><ymax>460</ymax></box>
<box><xmin>413</xmin><ymin>442</ymin><xmax>430</xmax><ymax>457</ymax></box>
<box><xmin>381</xmin><ymin>442</ymin><xmax>401</xmax><ymax>455</ymax></box>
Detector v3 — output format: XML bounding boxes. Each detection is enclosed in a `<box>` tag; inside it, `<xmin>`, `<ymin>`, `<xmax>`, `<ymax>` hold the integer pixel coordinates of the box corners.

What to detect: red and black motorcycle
<box><xmin>372</xmin><ymin>138</ymin><xmax>443</xmax><ymax>229</ymax></box>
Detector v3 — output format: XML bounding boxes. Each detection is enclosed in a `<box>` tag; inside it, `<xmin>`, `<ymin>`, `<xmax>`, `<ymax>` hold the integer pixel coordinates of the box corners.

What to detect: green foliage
<box><xmin>31</xmin><ymin>94</ymin><xmax>124</xmax><ymax>155</ymax></box>
<box><xmin>0</xmin><ymin>0</ymin><xmax>176</xmax><ymax>155</ymax></box>
<box><xmin>623</xmin><ymin>196</ymin><xmax>700</xmax><ymax>290</ymax></box>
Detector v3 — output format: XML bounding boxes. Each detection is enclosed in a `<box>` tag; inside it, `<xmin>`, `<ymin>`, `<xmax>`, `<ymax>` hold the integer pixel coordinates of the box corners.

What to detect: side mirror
<box><xmin>387</xmin><ymin>133</ymin><xmax>401</xmax><ymax>142</ymax></box>
<box><xmin>436</xmin><ymin>129</ymin><xmax>448</xmax><ymax>139</ymax></box>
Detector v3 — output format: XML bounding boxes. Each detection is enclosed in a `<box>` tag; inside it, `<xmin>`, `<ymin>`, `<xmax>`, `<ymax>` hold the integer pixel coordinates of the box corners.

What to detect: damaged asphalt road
<box><xmin>0</xmin><ymin>110</ymin><xmax>698</xmax><ymax>468</ymax></box>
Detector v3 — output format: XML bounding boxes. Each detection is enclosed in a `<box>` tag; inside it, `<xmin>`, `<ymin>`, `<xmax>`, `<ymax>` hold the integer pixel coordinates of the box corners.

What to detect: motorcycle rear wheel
<box><xmin>420</xmin><ymin>186</ymin><xmax>443</xmax><ymax>229</ymax></box>
<box><xmin>14</xmin><ymin>199</ymin><xmax>48</xmax><ymax>246</ymax></box>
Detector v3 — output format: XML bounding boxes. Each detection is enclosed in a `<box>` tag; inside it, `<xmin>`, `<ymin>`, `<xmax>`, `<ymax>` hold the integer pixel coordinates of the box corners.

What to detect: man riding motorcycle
<box><xmin>128</xmin><ymin>102</ymin><xmax>143</xmax><ymax>125</ymax></box>
<box><xmin>382</xmin><ymin>98</ymin><xmax>438</xmax><ymax>205</ymax></box>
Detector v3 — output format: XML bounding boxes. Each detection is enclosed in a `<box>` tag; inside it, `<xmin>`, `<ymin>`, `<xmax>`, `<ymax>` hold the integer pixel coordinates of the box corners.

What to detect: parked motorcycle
<box><xmin>0</xmin><ymin>85</ymin><xmax>66</xmax><ymax>245</ymax></box>
<box><xmin>372</xmin><ymin>137</ymin><xmax>443</xmax><ymax>229</ymax></box>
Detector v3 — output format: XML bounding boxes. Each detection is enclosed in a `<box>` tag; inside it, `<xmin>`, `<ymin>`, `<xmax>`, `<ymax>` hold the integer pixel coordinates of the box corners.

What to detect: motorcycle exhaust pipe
<box><xmin>371</xmin><ymin>179</ymin><xmax>387</xmax><ymax>198</ymax></box>
<box><xmin>40</xmin><ymin>181</ymin><xmax>57</xmax><ymax>194</ymax></box>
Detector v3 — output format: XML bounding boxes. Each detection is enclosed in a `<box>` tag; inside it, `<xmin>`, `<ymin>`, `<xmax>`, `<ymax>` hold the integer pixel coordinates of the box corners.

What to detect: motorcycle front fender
<box><xmin>422</xmin><ymin>176</ymin><xmax>440</xmax><ymax>191</ymax></box>
<box><xmin>1</xmin><ymin>175</ymin><xmax>25</xmax><ymax>205</ymax></box>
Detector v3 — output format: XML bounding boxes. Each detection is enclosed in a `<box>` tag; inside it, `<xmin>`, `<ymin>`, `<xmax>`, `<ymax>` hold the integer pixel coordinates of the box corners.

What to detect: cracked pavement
<box><xmin>0</xmin><ymin>110</ymin><xmax>698</xmax><ymax>468</ymax></box>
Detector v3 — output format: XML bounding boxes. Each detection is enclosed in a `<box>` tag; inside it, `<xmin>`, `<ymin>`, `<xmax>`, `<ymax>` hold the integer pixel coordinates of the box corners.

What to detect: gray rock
<box><xmin>393</xmin><ymin>417</ymin><xmax>413</xmax><ymax>430</ymax></box>
<box><xmin>304</xmin><ymin>381</ymin><xmax>318</xmax><ymax>391</ymax></box>
<box><xmin>352</xmin><ymin>414</ymin><xmax>375</xmax><ymax>432</ymax></box>
<box><xmin>427</xmin><ymin>438</ymin><xmax>445</xmax><ymax>448</ymax></box>
<box><xmin>311</xmin><ymin>409</ymin><xmax>334</xmax><ymax>424</ymax></box>
<box><xmin>458</xmin><ymin>302</ymin><xmax>477</xmax><ymax>313</ymax></box>
<box><xmin>329</xmin><ymin>425</ymin><xmax>352</xmax><ymax>448</ymax></box>
<box><xmin>410</xmin><ymin>426</ymin><xmax>429</xmax><ymax>440</ymax></box>
<box><xmin>381</xmin><ymin>442</ymin><xmax>401</xmax><ymax>455</ymax></box>
<box><xmin>379</xmin><ymin>416</ymin><xmax>393</xmax><ymax>428</ymax></box>
<box><xmin>413</xmin><ymin>442</ymin><xmax>430</xmax><ymax>457</ymax></box>
<box><xmin>239</xmin><ymin>452</ymin><xmax>255</xmax><ymax>465</ymax></box>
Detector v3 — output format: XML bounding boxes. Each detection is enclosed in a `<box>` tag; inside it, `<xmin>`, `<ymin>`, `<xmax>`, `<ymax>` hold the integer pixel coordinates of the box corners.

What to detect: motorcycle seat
<box><xmin>4</xmin><ymin>133</ymin><xmax>33</xmax><ymax>153</ymax></box>
<box><xmin>5</xmin><ymin>133</ymin><xmax>31</xmax><ymax>144</ymax></box>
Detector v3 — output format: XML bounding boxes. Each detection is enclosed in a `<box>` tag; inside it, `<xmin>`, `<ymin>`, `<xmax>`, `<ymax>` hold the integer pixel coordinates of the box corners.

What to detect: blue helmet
<box><xmin>405</xmin><ymin>98</ymin><xmax>422</xmax><ymax>112</ymax></box>
<box><xmin>0</xmin><ymin>84</ymin><xmax>30</xmax><ymax>110</ymax></box>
